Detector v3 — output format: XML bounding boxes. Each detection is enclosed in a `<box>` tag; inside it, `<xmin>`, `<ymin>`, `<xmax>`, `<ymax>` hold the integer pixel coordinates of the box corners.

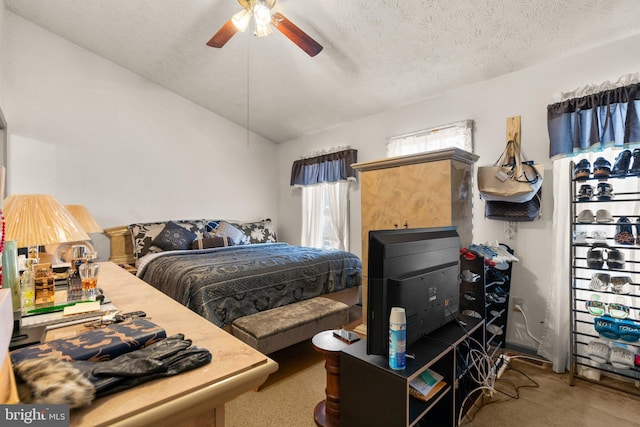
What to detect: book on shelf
<box><xmin>409</xmin><ymin>368</ymin><xmax>446</xmax><ymax>402</ymax></box>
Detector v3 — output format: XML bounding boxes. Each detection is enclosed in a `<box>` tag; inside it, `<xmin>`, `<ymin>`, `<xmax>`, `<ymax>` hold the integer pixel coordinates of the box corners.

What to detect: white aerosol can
<box><xmin>389</xmin><ymin>307</ymin><xmax>406</xmax><ymax>370</ymax></box>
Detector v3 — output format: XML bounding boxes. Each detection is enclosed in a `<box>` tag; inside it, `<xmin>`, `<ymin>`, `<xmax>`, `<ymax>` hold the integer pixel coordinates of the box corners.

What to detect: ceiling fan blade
<box><xmin>207</xmin><ymin>19</ymin><xmax>238</xmax><ymax>48</ymax></box>
<box><xmin>271</xmin><ymin>12</ymin><xmax>323</xmax><ymax>57</ymax></box>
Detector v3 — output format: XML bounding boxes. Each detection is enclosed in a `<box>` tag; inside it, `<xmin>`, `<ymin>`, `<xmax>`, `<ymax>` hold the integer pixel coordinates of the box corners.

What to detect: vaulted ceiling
<box><xmin>5</xmin><ymin>0</ymin><xmax>640</xmax><ymax>143</ymax></box>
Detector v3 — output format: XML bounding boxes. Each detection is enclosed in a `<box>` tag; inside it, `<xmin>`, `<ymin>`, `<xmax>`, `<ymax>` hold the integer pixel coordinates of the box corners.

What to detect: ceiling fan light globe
<box><xmin>254</xmin><ymin>22</ymin><xmax>273</xmax><ymax>37</ymax></box>
<box><xmin>253</xmin><ymin>3</ymin><xmax>272</xmax><ymax>26</ymax></box>
<box><xmin>231</xmin><ymin>9</ymin><xmax>252</xmax><ymax>32</ymax></box>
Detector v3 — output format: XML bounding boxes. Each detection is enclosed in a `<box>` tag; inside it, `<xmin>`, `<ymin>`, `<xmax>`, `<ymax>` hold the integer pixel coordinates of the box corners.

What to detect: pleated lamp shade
<box><xmin>65</xmin><ymin>205</ymin><xmax>102</xmax><ymax>233</ymax></box>
<box><xmin>3</xmin><ymin>194</ymin><xmax>90</xmax><ymax>248</ymax></box>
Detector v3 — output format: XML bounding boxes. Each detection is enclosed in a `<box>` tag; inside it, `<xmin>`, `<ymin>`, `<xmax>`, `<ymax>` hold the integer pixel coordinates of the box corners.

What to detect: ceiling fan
<box><xmin>207</xmin><ymin>0</ymin><xmax>323</xmax><ymax>57</ymax></box>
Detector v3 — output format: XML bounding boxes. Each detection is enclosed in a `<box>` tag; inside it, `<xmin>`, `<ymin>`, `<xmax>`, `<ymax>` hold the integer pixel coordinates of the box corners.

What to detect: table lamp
<box><xmin>65</xmin><ymin>205</ymin><xmax>102</xmax><ymax>234</ymax></box>
<box><xmin>3</xmin><ymin>194</ymin><xmax>90</xmax><ymax>266</ymax></box>
<box><xmin>61</xmin><ymin>204</ymin><xmax>103</xmax><ymax>263</ymax></box>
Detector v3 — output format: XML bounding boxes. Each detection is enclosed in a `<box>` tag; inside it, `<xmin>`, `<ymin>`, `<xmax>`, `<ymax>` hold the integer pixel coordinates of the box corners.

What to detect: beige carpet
<box><xmin>464</xmin><ymin>357</ymin><xmax>640</xmax><ymax>427</ymax></box>
<box><xmin>226</xmin><ymin>339</ymin><xmax>325</xmax><ymax>427</ymax></box>
<box><xmin>226</xmin><ymin>343</ymin><xmax>640</xmax><ymax>427</ymax></box>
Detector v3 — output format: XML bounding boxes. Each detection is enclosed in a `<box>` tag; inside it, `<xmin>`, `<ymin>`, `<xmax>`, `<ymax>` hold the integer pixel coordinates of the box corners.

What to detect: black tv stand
<box><xmin>340</xmin><ymin>316</ymin><xmax>485</xmax><ymax>427</ymax></box>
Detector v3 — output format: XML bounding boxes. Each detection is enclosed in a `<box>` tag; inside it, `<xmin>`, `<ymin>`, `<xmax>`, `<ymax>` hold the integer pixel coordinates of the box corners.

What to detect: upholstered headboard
<box><xmin>104</xmin><ymin>218</ymin><xmax>277</xmax><ymax>266</ymax></box>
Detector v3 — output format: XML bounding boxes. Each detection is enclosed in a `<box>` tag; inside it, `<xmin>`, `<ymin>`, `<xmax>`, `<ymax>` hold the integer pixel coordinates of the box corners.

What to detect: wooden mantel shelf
<box><xmin>351</xmin><ymin>148</ymin><xmax>479</xmax><ymax>172</ymax></box>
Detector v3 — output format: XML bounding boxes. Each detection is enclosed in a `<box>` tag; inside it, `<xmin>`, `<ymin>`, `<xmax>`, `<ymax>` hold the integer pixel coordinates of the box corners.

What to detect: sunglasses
<box><xmin>585</xmin><ymin>294</ymin><xmax>631</xmax><ymax>318</ymax></box>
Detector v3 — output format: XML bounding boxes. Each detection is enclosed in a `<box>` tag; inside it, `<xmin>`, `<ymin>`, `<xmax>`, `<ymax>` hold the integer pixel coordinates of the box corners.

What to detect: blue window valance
<box><xmin>547</xmin><ymin>83</ymin><xmax>640</xmax><ymax>159</ymax></box>
<box><xmin>290</xmin><ymin>149</ymin><xmax>358</xmax><ymax>187</ymax></box>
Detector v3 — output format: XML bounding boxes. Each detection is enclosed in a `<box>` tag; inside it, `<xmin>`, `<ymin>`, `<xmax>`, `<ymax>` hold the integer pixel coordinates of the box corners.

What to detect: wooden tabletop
<box><xmin>312</xmin><ymin>330</ymin><xmax>352</xmax><ymax>353</ymax></box>
<box><xmin>63</xmin><ymin>261</ymin><xmax>278</xmax><ymax>427</ymax></box>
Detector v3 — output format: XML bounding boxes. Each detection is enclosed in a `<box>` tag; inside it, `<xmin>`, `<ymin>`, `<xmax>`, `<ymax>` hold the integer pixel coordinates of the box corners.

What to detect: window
<box><xmin>291</xmin><ymin>148</ymin><xmax>357</xmax><ymax>251</ymax></box>
<box><xmin>320</xmin><ymin>189</ymin><xmax>340</xmax><ymax>250</ymax></box>
<box><xmin>386</xmin><ymin>120</ymin><xmax>473</xmax><ymax>157</ymax></box>
<box><xmin>301</xmin><ymin>181</ymin><xmax>349</xmax><ymax>250</ymax></box>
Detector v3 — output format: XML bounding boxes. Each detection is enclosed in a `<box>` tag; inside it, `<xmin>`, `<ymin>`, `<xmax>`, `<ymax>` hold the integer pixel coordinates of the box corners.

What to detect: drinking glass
<box><xmin>79</xmin><ymin>260</ymin><xmax>99</xmax><ymax>301</ymax></box>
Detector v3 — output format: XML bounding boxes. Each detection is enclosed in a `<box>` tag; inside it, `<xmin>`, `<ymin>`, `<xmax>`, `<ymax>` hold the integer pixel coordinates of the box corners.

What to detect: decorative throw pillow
<box><xmin>128</xmin><ymin>222</ymin><xmax>166</xmax><ymax>258</ymax></box>
<box><xmin>208</xmin><ymin>221</ymin><xmax>246</xmax><ymax>245</ymax></box>
<box><xmin>129</xmin><ymin>220</ymin><xmax>207</xmax><ymax>258</ymax></box>
<box><xmin>230</xmin><ymin>219</ymin><xmax>277</xmax><ymax>244</ymax></box>
<box><xmin>191</xmin><ymin>236</ymin><xmax>234</xmax><ymax>250</ymax></box>
<box><xmin>150</xmin><ymin>221</ymin><xmax>197</xmax><ymax>251</ymax></box>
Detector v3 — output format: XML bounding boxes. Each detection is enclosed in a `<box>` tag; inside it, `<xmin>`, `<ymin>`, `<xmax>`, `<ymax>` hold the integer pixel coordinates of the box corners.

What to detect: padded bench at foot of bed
<box><xmin>231</xmin><ymin>297</ymin><xmax>350</xmax><ymax>355</ymax></box>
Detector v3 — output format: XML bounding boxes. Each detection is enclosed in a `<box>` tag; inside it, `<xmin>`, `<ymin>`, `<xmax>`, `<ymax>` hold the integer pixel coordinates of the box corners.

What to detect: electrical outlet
<box><xmin>512</xmin><ymin>297</ymin><xmax>523</xmax><ymax>311</ymax></box>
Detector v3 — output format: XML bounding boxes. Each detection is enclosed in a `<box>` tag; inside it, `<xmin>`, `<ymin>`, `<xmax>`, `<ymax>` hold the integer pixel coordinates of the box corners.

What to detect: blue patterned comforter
<box><xmin>137</xmin><ymin>243</ymin><xmax>362</xmax><ymax>327</ymax></box>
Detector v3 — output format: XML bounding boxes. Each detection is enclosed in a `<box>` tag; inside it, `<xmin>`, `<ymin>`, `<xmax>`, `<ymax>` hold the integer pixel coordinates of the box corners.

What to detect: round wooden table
<box><xmin>312</xmin><ymin>330</ymin><xmax>352</xmax><ymax>427</ymax></box>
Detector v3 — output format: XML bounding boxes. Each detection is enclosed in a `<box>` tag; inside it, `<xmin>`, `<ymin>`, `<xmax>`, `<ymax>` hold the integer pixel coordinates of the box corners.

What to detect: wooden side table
<box><xmin>312</xmin><ymin>330</ymin><xmax>353</xmax><ymax>427</ymax></box>
<box><xmin>103</xmin><ymin>225</ymin><xmax>136</xmax><ymax>266</ymax></box>
<box><xmin>119</xmin><ymin>263</ymin><xmax>138</xmax><ymax>275</ymax></box>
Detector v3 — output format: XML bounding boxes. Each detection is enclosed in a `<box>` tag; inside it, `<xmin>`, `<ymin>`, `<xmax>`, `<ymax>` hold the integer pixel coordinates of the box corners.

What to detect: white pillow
<box><xmin>212</xmin><ymin>221</ymin><xmax>245</xmax><ymax>245</ymax></box>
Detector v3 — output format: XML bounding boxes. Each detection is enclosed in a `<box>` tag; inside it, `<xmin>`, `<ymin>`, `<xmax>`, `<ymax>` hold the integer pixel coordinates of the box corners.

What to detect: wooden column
<box><xmin>312</xmin><ymin>330</ymin><xmax>351</xmax><ymax>427</ymax></box>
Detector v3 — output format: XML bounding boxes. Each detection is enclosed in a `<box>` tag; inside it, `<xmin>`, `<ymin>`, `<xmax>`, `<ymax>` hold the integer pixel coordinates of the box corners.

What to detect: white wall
<box><xmin>0</xmin><ymin>1</ymin><xmax>6</xmax><ymax>110</ymax></box>
<box><xmin>277</xmin><ymin>33</ymin><xmax>640</xmax><ymax>351</ymax></box>
<box><xmin>4</xmin><ymin>11</ymin><xmax>278</xmax><ymax>229</ymax></box>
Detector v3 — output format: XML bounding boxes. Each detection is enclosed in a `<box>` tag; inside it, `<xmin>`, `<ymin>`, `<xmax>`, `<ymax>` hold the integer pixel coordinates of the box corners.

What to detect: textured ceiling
<box><xmin>5</xmin><ymin>0</ymin><xmax>640</xmax><ymax>143</ymax></box>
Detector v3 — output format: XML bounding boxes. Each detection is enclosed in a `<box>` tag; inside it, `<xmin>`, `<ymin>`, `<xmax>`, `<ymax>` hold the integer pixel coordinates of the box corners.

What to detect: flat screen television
<box><xmin>366</xmin><ymin>226</ymin><xmax>461</xmax><ymax>356</ymax></box>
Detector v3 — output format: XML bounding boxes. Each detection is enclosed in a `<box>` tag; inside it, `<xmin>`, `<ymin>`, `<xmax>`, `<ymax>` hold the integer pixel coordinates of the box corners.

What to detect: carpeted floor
<box><xmin>226</xmin><ymin>343</ymin><xmax>640</xmax><ymax>427</ymax></box>
<box><xmin>225</xmin><ymin>339</ymin><xmax>325</xmax><ymax>427</ymax></box>
<box><xmin>463</xmin><ymin>357</ymin><xmax>640</xmax><ymax>427</ymax></box>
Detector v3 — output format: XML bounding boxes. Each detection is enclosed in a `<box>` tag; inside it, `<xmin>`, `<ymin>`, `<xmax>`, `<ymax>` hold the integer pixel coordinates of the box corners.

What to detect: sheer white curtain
<box><xmin>293</xmin><ymin>148</ymin><xmax>356</xmax><ymax>251</ymax></box>
<box><xmin>326</xmin><ymin>181</ymin><xmax>350</xmax><ymax>251</ymax></box>
<box><xmin>301</xmin><ymin>184</ymin><xmax>324</xmax><ymax>248</ymax></box>
<box><xmin>300</xmin><ymin>181</ymin><xmax>350</xmax><ymax>250</ymax></box>
<box><xmin>539</xmin><ymin>157</ymin><xmax>572</xmax><ymax>373</ymax></box>
<box><xmin>386</xmin><ymin>120</ymin><xmax>473</xmax><ymax>157</ymax></box>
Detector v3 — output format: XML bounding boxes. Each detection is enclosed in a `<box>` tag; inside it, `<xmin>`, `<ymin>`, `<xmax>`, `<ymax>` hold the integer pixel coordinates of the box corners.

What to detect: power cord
<box><xmin>459</xmin><ymin>357</ymin><xmax>541</xmax><ymax>425</ymax></box>
<box><xmin>446</xmin><ymin>307</ymin><xmax>503</xmax><ymax>426</ymax></box>
<box><xmin>514</xmin><ymin>304</ymin><xmax>541</xmax><ymax>344</ymax></box>
<box><xmin>504</xmin><ymin>361</ymin><xmax>540</xmax><ymax>390</ymax></box>
<box><xmin>449</xmin><ymin>306</ymin><xmax>544</xmax><ymax>426</ymax></box>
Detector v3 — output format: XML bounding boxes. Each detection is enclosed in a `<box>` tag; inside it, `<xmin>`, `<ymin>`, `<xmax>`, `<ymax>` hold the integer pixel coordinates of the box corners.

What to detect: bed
<box><xmin>105</xmin><ymin>218</ymin><xmax>362</xmax><ymax>329</ymax></box>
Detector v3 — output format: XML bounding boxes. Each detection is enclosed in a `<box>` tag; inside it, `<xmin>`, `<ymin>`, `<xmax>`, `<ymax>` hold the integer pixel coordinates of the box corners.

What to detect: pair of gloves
<box><xmin>15</xmin><ymin>334</ymin><xmax>211</xmax><ymax>407</ymax></box>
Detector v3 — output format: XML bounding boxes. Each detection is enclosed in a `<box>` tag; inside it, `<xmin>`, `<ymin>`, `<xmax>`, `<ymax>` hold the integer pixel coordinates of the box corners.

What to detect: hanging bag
<box><xmin>477</xmin><ymin>139</ymin><xmax>543</xmax><ymax>202</ymax></box>
<box><xmin>485</xmin><ymin>190</ymin><xmax>542</xmax><ymax>222</ymax></box>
